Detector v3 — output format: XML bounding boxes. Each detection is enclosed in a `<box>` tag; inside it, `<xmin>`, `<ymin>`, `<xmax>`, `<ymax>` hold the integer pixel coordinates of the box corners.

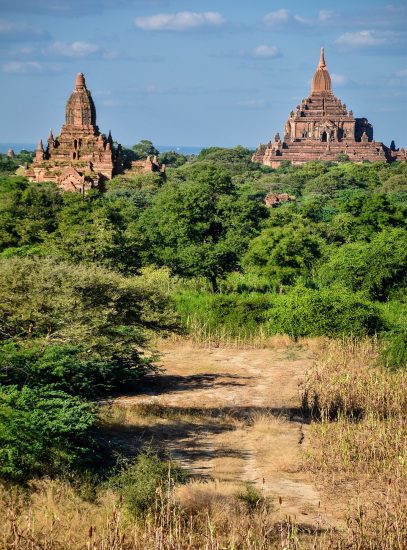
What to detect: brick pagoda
<box><xmin>25</xmin><ymin>73</ymin><xmax>123</xmax><ymax>192</ymax></box>
<box><xmin>252</xmin><ymin>49</ymin><xmax>404</xmax><ymax>168</ymax></box>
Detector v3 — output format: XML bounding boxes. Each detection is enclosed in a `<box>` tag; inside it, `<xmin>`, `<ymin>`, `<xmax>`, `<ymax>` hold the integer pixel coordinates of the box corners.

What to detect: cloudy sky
<box><xmin>0</xmin><ymin>0</ymin><xmax>406</xmax><ymax>147</ymax></box>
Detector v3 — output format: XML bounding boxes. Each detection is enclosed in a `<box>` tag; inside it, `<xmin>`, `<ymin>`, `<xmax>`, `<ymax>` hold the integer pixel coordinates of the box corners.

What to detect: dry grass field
<box><xmin>1</xmin><ymin>338</ymin><xmax>406</xmax><ymax>549</ymax></box>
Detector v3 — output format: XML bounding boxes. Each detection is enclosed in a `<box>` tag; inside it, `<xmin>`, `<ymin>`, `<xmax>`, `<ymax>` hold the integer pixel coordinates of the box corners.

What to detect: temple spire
<box><xmin>318</xmin><ymin>47</ymin><xmax>326</xmax><ymax>68</ymax></box>
<box><xmin>311</xmin><ymin>47</ymin><xmax>332</xmax><ymax>94</ymax></box>
<box><xmin>75</xmin><ymin>72</ymin><xmax>86</xmax><ymax>89</ymax></box>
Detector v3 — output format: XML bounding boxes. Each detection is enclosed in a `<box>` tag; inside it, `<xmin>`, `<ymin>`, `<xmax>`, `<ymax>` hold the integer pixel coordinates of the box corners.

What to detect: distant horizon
<box><xmin>0</xmin><ymin>143</ymin><xmax>236</xmax><ymax>155</ymax></box>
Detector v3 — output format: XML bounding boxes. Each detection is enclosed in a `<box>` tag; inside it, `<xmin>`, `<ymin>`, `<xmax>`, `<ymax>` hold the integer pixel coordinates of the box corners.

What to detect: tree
<box><xmin>0</xmin><ymin>257</ymin><xmax>177</xmax><ymax>391</ymax></box>
<box><xmin>317</xmin><ymin>228</ymin><xmax>407</xmax><ymax>301</ymax></box>
<box><xmin>242</xmin><ymin>222</ymin><xmax>324</xmax><ymax>288</ymax></box>
<box><xmin>139</xmin><ymin>163</ymin><xmax>267</xmax><ymax>291</ymax></box>
<box><xmin>158</xmin><ymin>150</ymin><xmax>187</xmax><ymax>167</ymax></box>
<box><xmin>43</xmin><ymin>191</ymin><xmax>143</xmax><ymax>274</ymax></box>
<box><xmin>131</xmin><ymin>140</ymin><xmax>159</xmax><ymax>160</ymax></box>
<box><xmin>0</xmin><ymin>177</ymin><xmax>62</xmax><ymax>252</ymax></box>
<box><xmin>266</xmin><ymin>285</ymin><xmax>383</xmax><ymax>339</ymax></box>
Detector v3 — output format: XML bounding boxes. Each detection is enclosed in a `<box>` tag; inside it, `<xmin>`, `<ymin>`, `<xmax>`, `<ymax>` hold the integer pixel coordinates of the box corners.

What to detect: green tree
<box><xmin>0</xmin><ymin>177</ymin><xmax>62</xmax><ymax>251</ymax></box>
<box><xmin>266</xmin><ymin>285</ymin><xmax>383</xmax><ymax>339</ymax></box>
<box><xmin>0</xmin><ymin>257</ymin><xmax>177</xmax><ymax>379</ymax></box>
<box><xmin>242</xmin><ymin>222</ymin><xmax>324</xmax><ymax>288</ymax></box>
<box><xmin>317</xmin><ymin>228</ymin><xmax>407</xmax><ymax>300</ymax></box>
<box><xmin>139</xmin><ymin>163</ymin><xmax>267</xmax><ymax>291</ymax></box>
<box><xmin>158</xmin><ymin>150</ymin><xmax>187</xmax><ymax>167</ymax></box>
<box><xmin>0</xmin><ymin>385</ymin><xmax>95</xmax><ymax>483</ymax></box>
<box><xmin>131</xmin><ymin>140</ymin><xmax>159</xmax><ymax>160</ymax></box>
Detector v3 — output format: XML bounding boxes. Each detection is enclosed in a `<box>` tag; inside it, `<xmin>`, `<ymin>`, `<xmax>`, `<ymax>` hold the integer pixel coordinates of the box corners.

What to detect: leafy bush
<box><xmin>0</xmin><ymin>258</ymin><xmax>178</xmax><ymax>395</ymax></box>
<box><xmin>0</xmin><ymin>386</ymin><xmax>95</xmax><ymax>483</ymax></box>
<box><xmin>317</xmin><ymin>228</ymin><xmax>407</xmax><ymax>300</ymax></box>
<box><xmin>0</xmin><ymin>342</ymin><xmax>155</xmax><ymax>397</ymax></box>
<box><xmin>266</xmin><ymin>286</ymin><xmax>384</xmax><ymax>339</ymax></box>
<box><xmin>379</xmin><ymin>330</ymin><xmax>407</xmax><ymax>371</ymax></box>
<box><xmin>114</xmin><ymin>447</ymin><xmax>186</xmax><ymax>519</ymax></box>
<box><xmin>242</xmin><ymin>222</ymin><xmax>324</xmax><ymax>288</ymax></box>
<box><xmin>174</xmin><ymin>291</ymin><xmax>273</xmax><ymax>338</ymax></box>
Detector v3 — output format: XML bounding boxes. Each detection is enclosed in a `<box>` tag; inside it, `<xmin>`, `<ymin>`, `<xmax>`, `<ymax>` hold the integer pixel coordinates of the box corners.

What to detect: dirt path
<box><xmin>106</xmin><ymin>340</ymin><xmax>334</xmax><ymax>528</ymax></box>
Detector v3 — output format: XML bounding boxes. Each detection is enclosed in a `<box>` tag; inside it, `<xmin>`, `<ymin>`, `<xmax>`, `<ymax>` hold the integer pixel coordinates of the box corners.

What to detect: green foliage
<box><xmin>339</xmin><ymin>193</ymin><xmax>406</xmax><ymax>236</ymax></box>
<box><xmin>174</xmin><ymin>291</ymin><xmax>273</xmax><ymax>338</ymax></box>
<box><xmin>0</xmin><ymin>257</ymin><xmax>177</xmax><ymax>385</ymax></box>
<box><xmin>195</xmin><ymin>146</ymin><xmax>255</xmax><ymax>175</ymax></box>
<box><xmin>0</xmin><ymin>177</ymin><xmax>62</xmax><ymax>251</ymax></box>
<box><xmin>0</xmin><ymin>342</ymin><xmax>152</xmax><ymax>398</ymax></box>
<box><xmin>131</xmin><ymin>140</ymin><xmax>159</xmax><ymax>160</ymax></box>
<box><xmin>0</xmin><ymin>150</ymin><xmax>34</xmax><ymax>175</ymax></box>
<box><xmin>158</xmin><ymin>150</ymin><xmax>187</xmax><ymax>167</ymax></box>
<box><xmin>114</xmin><ymin>447</ymin><xmax>186</xmax><ymax>519</ymax></box>
<box><xmin>0</xmin><ymin>385</ymin><xmax>95</xmax><ymax>483</ymax></box>
<box><xmin>379</xmin><ymin>330</ymin><xmax>407</xmax><ymax>371</ymax></box>
<box><xmin>140</xmin><ymin>164</ymin><xmax>267</xmax><ymax>290</ymax></box>
<box><xmin>242</xmin><ymin>222</ymin><xmax>324</xmax><ymax>288</ymax></box>
<box><xmin>266</xmin><ymin>286</ymin><xmax>383</xmax><ymax>339</ymax></box>
<box><xmin>317</xmin><ymin>229</ymin><xmax>407</xmax><ymax>300</ymax></box>
<box><xmin>237</xmin><ymin>482</ymin><xmax>271</xmax><ymax>512</ymax></box>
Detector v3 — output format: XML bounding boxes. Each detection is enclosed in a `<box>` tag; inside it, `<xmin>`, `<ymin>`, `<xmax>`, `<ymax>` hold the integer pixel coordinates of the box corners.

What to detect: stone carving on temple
<box><xmin>252</xmin><ymin>49</ymin><xmax>402</xmax><ymax>168</ymax></box>
<box><xmin>25</xmin><ymin>73</ymin><xmax>124</xmax><ymax>192</ymax></box>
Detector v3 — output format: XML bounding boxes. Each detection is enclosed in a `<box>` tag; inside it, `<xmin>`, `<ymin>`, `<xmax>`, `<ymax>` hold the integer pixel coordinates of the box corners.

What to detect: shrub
<box><xmin>114</xmin><ymin>447</ymin><xmax>186</xmax><ymax>519</ymax></box>
<box><xmin>174</xmin><ymin>291</ymin><xmax>273</xmax><ymax>338</ymax></box>
<box><xmin>379</xmin><ymin>330</ymin><xmax>407</xmax><ymax>370</ymax></box>
<box><xmin>317</xmin><ymin>228</ymin><xmax>407</xmax><ymax>301</ymax></box>
<box><xmin>0</xmin><ymin>386</ymin><xmax>96</xmax><ymax>483</ymax></box>
<box><xmin>266</xmin><ymin>286</ymin><xmax>384</xmax><ymax>339</ymax></box>
<box><xmin>0</xmin><ymin>342</ymin><xmax>155</xmax><ymax>397</ymax></box>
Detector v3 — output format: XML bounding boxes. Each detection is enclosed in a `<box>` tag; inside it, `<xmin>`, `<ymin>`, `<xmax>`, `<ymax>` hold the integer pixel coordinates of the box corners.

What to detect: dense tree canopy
<box><xmin>139</xmin><ymin>163</ymin><xmax>268</xmax><ymax>290</ymax></box>
<box><xmin>0</xmin><ymin>145</ymin><xmax>406</xmax><ymax>483</ymax></box>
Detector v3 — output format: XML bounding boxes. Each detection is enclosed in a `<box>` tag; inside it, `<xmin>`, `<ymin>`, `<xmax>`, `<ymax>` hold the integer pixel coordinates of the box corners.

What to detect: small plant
<box><xmin>236</xmin><ymin>482</ymin><xmax>272</xmax><ymax>512</ymax></box>
<box><xmin>113</xmin><ymin>446</ymin><xmax>187</xmax><ymax>519</ymax></box>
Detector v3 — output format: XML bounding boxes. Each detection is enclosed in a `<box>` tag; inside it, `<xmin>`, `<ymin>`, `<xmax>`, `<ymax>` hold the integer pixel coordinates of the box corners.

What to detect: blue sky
<box><xmin>0</xmin><ymin>0</ymin><xmax>406</xmax><ymax>148</ymax></box>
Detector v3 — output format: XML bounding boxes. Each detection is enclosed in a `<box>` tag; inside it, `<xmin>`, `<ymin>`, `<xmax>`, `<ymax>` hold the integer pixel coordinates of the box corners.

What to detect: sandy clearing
<box><xmin>107</xmin><ymin>340</ymin><xmax>335</xmax><ymax>527</ymax></box>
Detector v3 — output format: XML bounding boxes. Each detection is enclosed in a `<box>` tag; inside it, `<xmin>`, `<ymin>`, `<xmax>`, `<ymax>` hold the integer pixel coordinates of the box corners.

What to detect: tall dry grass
<box><xmin>302</xmin><ymin>339</ymin><xmax>407</xmax><ymax>549</ymax></box>
<box><xmin>0</xmin><ymin>478</ymin><xmax>309</xmax><ymax>550</ymax></box>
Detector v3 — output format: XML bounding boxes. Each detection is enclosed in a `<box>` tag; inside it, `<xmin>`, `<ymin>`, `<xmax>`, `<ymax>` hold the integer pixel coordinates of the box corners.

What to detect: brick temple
<box><xmin>252</xmin><ymin>49</ymin><xmax>405</xmax><ymax>168</ymax></box>
<box><xmin>25</xmin><ymin>73</ymin><xmax>124</xmax><ymax>192</ymax></box>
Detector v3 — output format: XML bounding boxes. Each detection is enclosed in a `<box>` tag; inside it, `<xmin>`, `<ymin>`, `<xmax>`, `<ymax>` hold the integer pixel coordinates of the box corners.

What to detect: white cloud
<box><xmin>0</xmin><ymin>19</ymin><xmax>50</xmax><ymax>42</ymax></box>
<box><xmin>331</xmin><ymin>73</ymin><xmax>348</xmax><ymax>86</ymax></box>
<box><xmin>318</xmin><ymin>10</ymin><xmax>338</xmax><ymax>23</ymax></box>
<box><xmin>49</xmin><ymin>41</ymin><xmax>100</xmax><ymax>57</ymax></box>
<box><xmin>135</xmin><ymin>11</ymin><xmax>226</xmax><ymax>31</ymax></box>
<box><xmin>335</xmin><ymin>30</ymin><xmax>386</xmax><ymax>47</ymax></box>
<box><xmin>252</xmin><ymin>45</ymin><xmax>280</xmax><ymax>58</ymax></box>
<box><xmin>3</xmin><ymin>61</ymin><xmax>42</xmax><ymax>73</ymax></box>
<box><xmin>396</xmin><ymin>68</ymin><xmax>407</xmax><ymax>77</ymax></box>
<box><xmin>263</xmin><ymin>9</ymin><xmax>310</xmax><ymax>28</ymax></box>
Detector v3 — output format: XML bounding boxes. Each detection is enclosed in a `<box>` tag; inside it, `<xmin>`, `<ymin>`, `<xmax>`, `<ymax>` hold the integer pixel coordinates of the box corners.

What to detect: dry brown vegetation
<box><xmin>1</xmin><ymin>338</ymin><xmax>406</xmax><ymax>549</ymax></box>
<box><xmin>303</xmin><ymin>339</ymin><xmax>407</xmax><ymax>549</ymax></box>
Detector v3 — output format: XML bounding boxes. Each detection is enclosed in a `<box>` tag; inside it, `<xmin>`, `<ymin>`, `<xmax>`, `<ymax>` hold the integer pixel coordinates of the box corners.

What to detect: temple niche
<box><xmin>252</xmin><ymin>49</ymin><xmax>401</xmax><ymax>168</ymax></box>
<box><xmin>25</xmin><ymin>73</ymin><xmax>124</xmax><ymax>192</ymax></box>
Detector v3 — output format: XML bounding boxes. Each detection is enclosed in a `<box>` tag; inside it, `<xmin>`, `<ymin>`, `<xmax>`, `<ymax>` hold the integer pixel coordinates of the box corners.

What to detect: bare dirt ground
<box><xmin>104</xmin><ymin>340</ymin><xmax>336</xmax><ymax>530</ymax></box>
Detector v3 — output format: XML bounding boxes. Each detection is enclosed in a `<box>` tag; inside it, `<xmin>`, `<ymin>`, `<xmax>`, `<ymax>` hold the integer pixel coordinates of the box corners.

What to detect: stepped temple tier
<box><xmin>252</xmin><ymin>49</ymin><xmax>405</xmax><ymax>168</ymax></box>
<box><xmin>25</xmin><ymin>73</ymin><xmax>124</xmax><ymax>192</ymax></box>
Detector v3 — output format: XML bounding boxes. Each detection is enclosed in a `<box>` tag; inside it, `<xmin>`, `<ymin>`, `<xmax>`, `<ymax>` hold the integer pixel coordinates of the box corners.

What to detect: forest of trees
<box><xmin>0</xmin><ymin>145</ymin><xmax>406</xmax><ymax>484</ymax></box>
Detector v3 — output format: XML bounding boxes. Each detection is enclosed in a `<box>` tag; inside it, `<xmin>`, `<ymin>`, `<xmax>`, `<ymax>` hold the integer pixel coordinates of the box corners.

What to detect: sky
<box><xmin>0</xmin><ymin>0</ymin><xmax>406</xmax><ymax>148</ymax></box>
